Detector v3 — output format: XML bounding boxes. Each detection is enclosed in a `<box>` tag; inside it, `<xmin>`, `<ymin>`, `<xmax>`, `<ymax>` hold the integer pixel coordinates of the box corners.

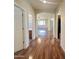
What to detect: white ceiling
<box><xmin>27</xmin><ymin>0</ymin><xmax>63</xmax><ymax>13</ymax></box>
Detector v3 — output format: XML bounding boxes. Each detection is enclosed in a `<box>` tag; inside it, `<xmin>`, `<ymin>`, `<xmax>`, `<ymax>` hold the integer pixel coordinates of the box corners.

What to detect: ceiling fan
<box><xmin>40</xmin><ymin>0</ymin><xmax>57</xmax><ymax>4</ymax></box>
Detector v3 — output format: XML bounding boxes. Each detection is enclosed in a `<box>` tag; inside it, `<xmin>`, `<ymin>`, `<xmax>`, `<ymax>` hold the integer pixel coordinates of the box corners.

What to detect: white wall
<box><xmin>14</xmin><ymin>0</ymin><xmax>35</xmax><ymax>49</ymax></box>
<box><xmin>55</xmin><ymin>1</ymin><xmax>65</xmax><ymax>50</ymax></box>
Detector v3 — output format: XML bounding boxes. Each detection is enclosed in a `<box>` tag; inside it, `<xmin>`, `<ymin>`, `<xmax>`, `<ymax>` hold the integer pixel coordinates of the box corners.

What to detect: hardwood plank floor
<box><xmin>14</xmin><ymin>38</ymin><xmax>65</xmax><ymax>59</ymax></box>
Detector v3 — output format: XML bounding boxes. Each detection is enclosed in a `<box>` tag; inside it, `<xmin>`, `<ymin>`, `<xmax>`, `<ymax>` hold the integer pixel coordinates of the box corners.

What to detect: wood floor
<box><xmin>14</xmin><ymin>38</ymin><xmax>65</xmax><ymax>59</ymax></box>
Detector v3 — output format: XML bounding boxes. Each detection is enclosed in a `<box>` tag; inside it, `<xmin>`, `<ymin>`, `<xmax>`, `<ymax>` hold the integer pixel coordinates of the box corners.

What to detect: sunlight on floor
<box><xmin>37</xmin><ymin>38</ymin><xmax>41</xmax><ymax>44</ymax></box>
<box><xmin>51</xmin><ymin>39</ymin><xmax>55</xmax><ymax>45</ymax></box>
<box><xmin>29</xmin><ymin>55</ymin><xmax>33</xmax><ymax>59</ymax></box>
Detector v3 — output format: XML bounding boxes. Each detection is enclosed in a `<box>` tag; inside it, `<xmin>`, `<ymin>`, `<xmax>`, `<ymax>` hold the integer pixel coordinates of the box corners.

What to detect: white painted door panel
<box><xmin>14</xmin><ymin>6</ymin><xmax>23</xmax><ymax>52</ymax></box>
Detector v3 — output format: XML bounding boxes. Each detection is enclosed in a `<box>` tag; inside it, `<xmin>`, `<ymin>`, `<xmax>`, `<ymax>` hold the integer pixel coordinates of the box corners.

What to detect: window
<box><xmin>38</xmin><ymin>29</ymin><xmax>46</xmax><ymax>36</ymax></box>
<box><xmin>38</xmin><ymin>20</ymin><xmax>45</xmax><ymax>25</ymax></box>
<box><xmin>28</xmin><ymin>14</ymin><xmax>32</xmax><ymax>30</ymax></box>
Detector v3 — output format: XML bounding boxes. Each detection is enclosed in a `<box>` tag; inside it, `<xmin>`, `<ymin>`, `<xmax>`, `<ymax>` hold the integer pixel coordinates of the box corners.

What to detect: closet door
<box><xmin>14</xmin><ymin>6</ymin><xmax>23</xmax><ymax>52</ymax></box>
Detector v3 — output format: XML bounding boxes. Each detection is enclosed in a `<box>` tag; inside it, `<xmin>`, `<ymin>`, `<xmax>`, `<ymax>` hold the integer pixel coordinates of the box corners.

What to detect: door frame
<box><xmin>57</xmin><ymin>15</ymin><xmax>61</xmax><ymax>44</ymax></box>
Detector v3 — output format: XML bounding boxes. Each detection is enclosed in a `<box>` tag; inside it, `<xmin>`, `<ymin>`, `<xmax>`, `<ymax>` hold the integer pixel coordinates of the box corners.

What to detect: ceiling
<box><xmin>27</xmin><ymin>0</ymin><xmax>63</xmax><ymax>13</ymax></box>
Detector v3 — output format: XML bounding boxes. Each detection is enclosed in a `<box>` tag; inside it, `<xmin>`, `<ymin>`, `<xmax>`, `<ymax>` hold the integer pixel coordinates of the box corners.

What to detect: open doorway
<box><xmin>58</xmin><ymin>15</ymin><xmax>61</xmax><ymax>40</ymax></box>
<box><xmin>29</xmin><ymin>30</ymin><xmax>32</xmax><ymax>41</ymax></box>
<box><xmin>28</xmin><ymin>14</ymin><xmax>32</xmax><ymax>41</ymax></box>
<box><xmin>37</xmin><ymin>19</ymin><xmax>48</xmax><ymax>38</ymax></box>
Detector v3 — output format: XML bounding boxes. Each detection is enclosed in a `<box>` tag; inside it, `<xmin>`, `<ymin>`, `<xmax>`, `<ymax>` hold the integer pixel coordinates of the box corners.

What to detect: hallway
<box><xmin>14</xmin><ymin>0</ymin><xmax>65</xmax><ymax>59</ymax></box>
<box><xmin>15</xmin><ymin>38</ymin><xmax>65</xmax><ymax>59</ymax></box>
<box><xmin>1</xmin><ymin>0</ymin><xmax>79</xmax><ymax>59</ymax></box>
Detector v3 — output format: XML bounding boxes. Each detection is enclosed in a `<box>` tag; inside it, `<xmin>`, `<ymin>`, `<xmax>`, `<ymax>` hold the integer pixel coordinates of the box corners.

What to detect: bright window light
<box><xmin>38</xmin><ymin>30</ymin><xmax>46</xmax><ymax>36</ymax></box>
<box><xmin>40</xmin><ymin>30</ymin><xmax>46</xmax><ymax>33</ymax></box>
<box><xmin>38</xmin><ymin>20</ymin><xmax>45</xmax><ymax>25</ymax></box>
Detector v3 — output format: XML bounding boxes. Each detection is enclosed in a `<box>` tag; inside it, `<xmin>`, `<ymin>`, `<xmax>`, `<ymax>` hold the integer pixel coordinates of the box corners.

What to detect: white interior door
<box><xmin>14</xmin><ymin>6</ymin><xmax>23</xmax><ymax>52</ymax></box>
